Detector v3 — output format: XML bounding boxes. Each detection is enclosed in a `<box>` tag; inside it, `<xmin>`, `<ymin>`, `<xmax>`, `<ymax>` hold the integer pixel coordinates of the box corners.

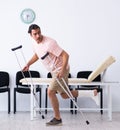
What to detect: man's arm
<box><xmin>57</xmin><ymin>50</ymin><xmax>69</xmax><ymax>78</ymax></box>
<box><xmin>22</xmin><ymin>53</ymin><xmax>39</xmax><ymax>71</ymax></box>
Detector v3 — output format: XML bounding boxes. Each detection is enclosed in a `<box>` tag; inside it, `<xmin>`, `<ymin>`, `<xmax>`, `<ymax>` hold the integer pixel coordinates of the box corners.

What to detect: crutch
<box><xmin>41</xmin><ymin>52</ymin><xmax>90</xmax><ymax>125</ymax></box>
<box><xmin>11</xmin><ymin>45</ymin><xmax>45</xmax><ymax>119</ymax></box>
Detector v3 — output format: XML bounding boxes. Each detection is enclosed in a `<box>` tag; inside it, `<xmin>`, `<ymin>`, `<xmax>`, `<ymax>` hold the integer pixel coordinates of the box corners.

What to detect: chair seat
<box><xmin>0</xmin><ymin>71</ymin><xmax>10</xmax><ymax>114</ymax></box>
<box><xmin>76</xmin><ymin>87</ymin><xmax>102</xmax><ymax>92</ymax></box>
<box><xmin>0</xmin><ymin>88</ymin><xmax>10</xmax><ymax>93</ymax></box>
<box><xmin>14</xmin><ymin>70</ymin><xmax>42</xmax><ymax>114</ymax></box>
<box><xmin>14</xmin><ymin>87</ymin><xmax>41</xmax><ymax>94</ymax></box>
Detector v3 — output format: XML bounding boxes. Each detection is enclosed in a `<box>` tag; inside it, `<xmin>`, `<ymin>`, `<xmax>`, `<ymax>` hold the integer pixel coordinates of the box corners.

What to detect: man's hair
<box><xmin>28</xmin><ymin>24</ymin><xmax>40</xmax><ymax>34</ymax></box>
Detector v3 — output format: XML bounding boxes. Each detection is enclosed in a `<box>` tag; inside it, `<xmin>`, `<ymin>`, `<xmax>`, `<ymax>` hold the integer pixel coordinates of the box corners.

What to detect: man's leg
<box><xmin>61</xmin><ymin>89</ymin><xmax>97</xmax><ymax>99</ymax></box>
<box><xmin>47</xmin><ymin>88</ymin><xmax>61</xmax><ymax>120</ymax></box>
<box><xmin>46</xmin><ymin>88</ymin><xmax>62</xmax><ymax>126</ymax></box>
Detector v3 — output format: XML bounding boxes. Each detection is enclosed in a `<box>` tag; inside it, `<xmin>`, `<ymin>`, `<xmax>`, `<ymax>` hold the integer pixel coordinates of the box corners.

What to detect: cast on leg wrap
<box><xmin>78</xmin><ymin>90</ymin><xmax>94</xmax><ymax>97</ymax></box>
<box><xmin>78</xmin><ymin>90</ymin><xmax>99</xmax><ymax>105</ymax></box>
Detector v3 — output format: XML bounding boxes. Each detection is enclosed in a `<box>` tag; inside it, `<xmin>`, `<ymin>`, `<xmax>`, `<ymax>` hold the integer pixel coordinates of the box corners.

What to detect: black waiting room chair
<box><xmin>45</xmin><ymin>72</ymin><xmax>73</xmax><ymax>114</ymax></box>
<box><xmin>75</xmin><ymin>71</ymin><xmax>103</xmax><ymax>114</ymax></box>
<box><xmin>14</xmin><ymin>70</ymin><xmax>42</xmax><ymax>113</ymax></box>
<box><xmin>0</xmin><ymin>71</ymin><xmax>10</xmax><ymax>113</ymax></box>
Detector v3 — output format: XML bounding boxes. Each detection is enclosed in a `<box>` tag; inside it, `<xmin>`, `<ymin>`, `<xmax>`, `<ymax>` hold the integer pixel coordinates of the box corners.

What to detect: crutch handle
<box><xmin>41</xmin><ymin>52</ymin><xmax>49</xmax><ymax>60</ymax></box>
<box><xmin>11</xmin><ymin>45</ymin><xmax>22</xmax><ymax>51</ymax></box>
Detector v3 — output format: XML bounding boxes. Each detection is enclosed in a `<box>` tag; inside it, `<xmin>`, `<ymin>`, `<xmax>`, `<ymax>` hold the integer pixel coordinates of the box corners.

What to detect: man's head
<box><xmin>28</xmin><ymin>24</ymin><xmax>43</xmax><ymax>43</ymax></box>
<box><xmin>28</xmin><ymin>24</ymin><xmax>40</xmax><ymax>33</ymax></box>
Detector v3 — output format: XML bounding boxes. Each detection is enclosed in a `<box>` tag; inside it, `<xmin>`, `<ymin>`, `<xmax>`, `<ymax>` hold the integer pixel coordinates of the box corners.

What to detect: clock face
<box><xmin>20</xmin><ymin>8</ymin><xmax>36</xmax><ymax>24</ymax></box>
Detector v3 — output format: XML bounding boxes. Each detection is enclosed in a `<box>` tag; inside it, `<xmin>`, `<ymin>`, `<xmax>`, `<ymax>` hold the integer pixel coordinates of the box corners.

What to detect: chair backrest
<box><xmin>68</xmin><ymin>73</ymin><xmax>71</xmax><ymax>78</ymax></box>
<box><xmin>47</xmin><ymin>72</ymin><xmax>52</xmax><ymax>78</ymax></box>
<box><xmin>16</xmin><ymin>70</ymin><xmax>40</xmax><ymax>87</ymax></box>
<box><xmin>77</xmin><ymin>71</ymin><xmax>101</xmax><ymax>87</ymax></box>
<box><xmin>0</xmin><ymin>71</ymin><xmax>9</xmax><ymax>87</ymax></box>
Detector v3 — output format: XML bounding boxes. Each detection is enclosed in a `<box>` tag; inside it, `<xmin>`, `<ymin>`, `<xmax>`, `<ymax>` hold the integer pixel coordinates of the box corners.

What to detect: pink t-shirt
<box><xmin>32</xmin><ymin>36</ymin><xmax>69</xmax><ymax>72</ymax></box>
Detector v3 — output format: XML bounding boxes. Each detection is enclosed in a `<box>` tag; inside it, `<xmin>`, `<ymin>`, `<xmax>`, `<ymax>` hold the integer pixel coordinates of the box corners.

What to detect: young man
<box><xmin>23</xmin><ymin>24</ymin><xmax>98</xmax><ymax>126</ymax></box>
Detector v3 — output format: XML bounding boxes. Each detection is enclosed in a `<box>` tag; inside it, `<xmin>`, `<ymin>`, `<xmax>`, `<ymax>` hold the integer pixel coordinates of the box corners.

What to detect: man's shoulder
<box><xmin>43</xmin><ymin>35</ymin><xmax>56</xmax><ymax>42</ymax></box>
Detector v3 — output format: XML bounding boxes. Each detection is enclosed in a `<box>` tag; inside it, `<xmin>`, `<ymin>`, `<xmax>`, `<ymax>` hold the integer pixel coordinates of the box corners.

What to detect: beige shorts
<box><xmin>49</xmin><ymin>69</ymin><xmax>69</xmax><ymax>94</ymax></box>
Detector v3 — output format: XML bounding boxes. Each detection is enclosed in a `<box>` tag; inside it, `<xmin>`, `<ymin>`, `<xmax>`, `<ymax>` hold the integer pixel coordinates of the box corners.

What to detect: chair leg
<box><xmin>38</xmin><ymin>88</ymin><xmax>42</xmax><ymax>114</ymax></box>
<box><xmin>45</xmin><ymin>88</ymin><xmax>48</xmax><ymax>114</ymax></box>
<box><xmin>75</xmin><ymin>97</ymin><xmax>77</xmax><ymax>114</ymax></box>
<box><xmin>39</xmin><ymin>88</ymin><xmax>41</xmax><ymax>108</ymax></box>
<box><xmin>8</xmin><ymin>89</ymin><xmax>10</xmax><ymax>114</ymax></box>
<box><xmin>69</xmin><ymin>88</ymin><xmax>73</xmax><ymax>114</ymax></box>
<box><xmin>14</xmin><ymin>89</ymin><xmax>16</xmax><ymax>114</ymax></box>
<box><xmin>100</xmin><ymin>89</ymin><xmax>103</xmax><ymax>115</ymax></box>
<box><xmin>70</xmin><ymin>100</ymin><xmax>73</xmax><ymax>114</ymax></box>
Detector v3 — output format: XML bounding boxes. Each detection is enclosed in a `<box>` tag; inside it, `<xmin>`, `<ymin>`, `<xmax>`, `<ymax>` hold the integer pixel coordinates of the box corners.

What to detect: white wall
<box><xmin>0</xmin><ymin>0</ymin><xmax>120</xmax><ymax>112</ymax></box>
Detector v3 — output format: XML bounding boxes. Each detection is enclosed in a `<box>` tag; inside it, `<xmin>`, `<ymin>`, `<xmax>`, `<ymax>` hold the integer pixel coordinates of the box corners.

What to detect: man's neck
<box><xmin>37</xmin><ymin>35</ymin><xmax>43</xmax><ymax>44</ymax></box>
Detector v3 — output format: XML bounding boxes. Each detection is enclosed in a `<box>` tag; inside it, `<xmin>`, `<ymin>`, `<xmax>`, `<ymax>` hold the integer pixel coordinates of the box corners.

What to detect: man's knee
<box><xmin>47</xmin><ymin>88</ymin><xmax>56</xmax><ymax>97</ymax></box>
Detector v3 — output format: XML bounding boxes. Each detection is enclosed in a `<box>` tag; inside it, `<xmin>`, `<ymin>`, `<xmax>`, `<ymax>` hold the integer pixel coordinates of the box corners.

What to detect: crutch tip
<box><xmin>86</xmin><ymin>120</ymin><xmax>90</xmax><ymax>125</ymax></box>
<box><xmin>42</xmin><ymin>115</ymin><xmax>45</xmax><ymax>119</ymax></box>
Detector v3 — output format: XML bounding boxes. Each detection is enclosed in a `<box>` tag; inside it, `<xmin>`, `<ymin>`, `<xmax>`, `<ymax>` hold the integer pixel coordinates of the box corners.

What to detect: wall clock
<box><xmin>20</xmin><ymin>8</ymin><xmax>36</xmax><ymax>24</ymax></box>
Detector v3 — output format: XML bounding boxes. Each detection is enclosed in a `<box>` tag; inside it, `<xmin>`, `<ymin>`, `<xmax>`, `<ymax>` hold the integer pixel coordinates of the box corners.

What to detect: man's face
<box><xmin>30</xmin><ymin>28</ymin><xmax>43</xmax><ymax>43</ymax></box>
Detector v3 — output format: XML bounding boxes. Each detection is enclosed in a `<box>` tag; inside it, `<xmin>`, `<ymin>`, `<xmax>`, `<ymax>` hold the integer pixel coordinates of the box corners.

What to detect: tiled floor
<box><xmin>0</xmin><ymin>111</ymin><xmax>120</xmax><ymax>130</ymax></box>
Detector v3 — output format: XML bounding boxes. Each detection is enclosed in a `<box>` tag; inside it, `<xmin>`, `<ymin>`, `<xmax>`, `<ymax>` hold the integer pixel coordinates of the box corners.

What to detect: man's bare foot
<box><xmin>92</xmin><ymin>89</ymin><xmax>99</xmax><ymax>105</ymax></box>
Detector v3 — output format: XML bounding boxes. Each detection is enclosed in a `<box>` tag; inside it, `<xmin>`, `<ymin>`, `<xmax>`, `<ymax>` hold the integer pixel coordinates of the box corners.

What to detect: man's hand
<box><xmin>57</xmin><ymin>69</ymin><xmax>65</xmax><ymax>79</ymax></box>
<box><xmin>22</xmin><ymin>65</ymin><xmax>29</xmax><ymax>71</ymax></box>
